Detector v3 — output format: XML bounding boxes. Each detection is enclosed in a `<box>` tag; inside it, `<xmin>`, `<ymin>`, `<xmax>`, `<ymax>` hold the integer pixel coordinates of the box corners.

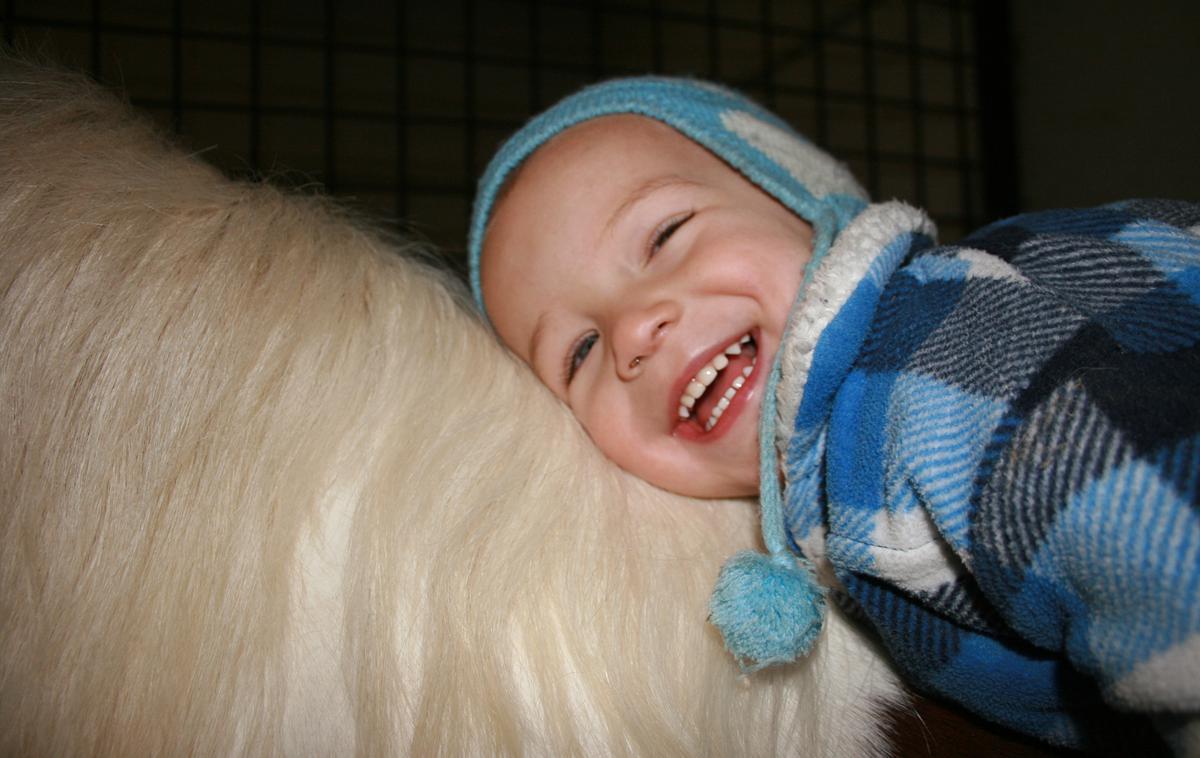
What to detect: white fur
<box><xmin>0</xmin><ymin>59</ymin><xmax>904</xmax><ymax>756</ymax></box>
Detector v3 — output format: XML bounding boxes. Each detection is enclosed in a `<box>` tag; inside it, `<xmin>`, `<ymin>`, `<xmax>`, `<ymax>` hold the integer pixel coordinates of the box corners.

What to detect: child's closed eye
<box><xmin>648</xmin><ymin>210</ymin><xmax>694</xmax><ymax>259</ymax></box>
<box><xmin>565</xmin><ymin>330</ymin><xmax>598</xmax><ymax>385</ymax></box>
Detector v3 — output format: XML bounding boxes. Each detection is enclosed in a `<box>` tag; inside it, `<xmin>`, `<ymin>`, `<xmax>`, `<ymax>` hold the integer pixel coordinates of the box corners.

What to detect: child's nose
<box><xmin>613</xmin><ymin>300</ymin><xmax>680</xmax><ymax>379</ymax></box>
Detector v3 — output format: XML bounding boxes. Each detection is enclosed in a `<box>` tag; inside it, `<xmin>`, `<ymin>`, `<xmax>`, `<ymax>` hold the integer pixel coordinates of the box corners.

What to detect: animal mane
<box><xmin>0</xmin><ymin>58</ymin><xmax>902</xmax><ymax>756</ymax></box>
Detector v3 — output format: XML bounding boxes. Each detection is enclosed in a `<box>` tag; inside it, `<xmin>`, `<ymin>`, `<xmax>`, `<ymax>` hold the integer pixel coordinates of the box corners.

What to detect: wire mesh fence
<box><xmin>1</xmin><ymin>0</ymin><xmax>1007</xmax><ymax>265</ymax></box>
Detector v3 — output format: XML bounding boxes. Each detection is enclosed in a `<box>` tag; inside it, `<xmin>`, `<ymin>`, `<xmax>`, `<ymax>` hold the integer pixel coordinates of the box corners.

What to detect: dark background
<box><xmin>3</xmin><ymin>0</ymin><xmax>1196</xmax><ymax>269</ymax></box>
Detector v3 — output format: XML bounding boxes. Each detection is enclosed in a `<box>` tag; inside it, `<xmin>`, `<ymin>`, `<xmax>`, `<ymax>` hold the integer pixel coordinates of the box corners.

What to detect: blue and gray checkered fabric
<box><xmin>780</xmin><ymin>198</ymin><xmax>1200</xmax><ymax>749</ymax></box>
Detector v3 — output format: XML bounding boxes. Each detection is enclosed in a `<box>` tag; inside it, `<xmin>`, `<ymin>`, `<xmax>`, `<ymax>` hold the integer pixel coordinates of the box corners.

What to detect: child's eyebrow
<box><xmin>602</xmin><ymin>174</ymin><xmax>698</xmax><ymax>240</ymax></box>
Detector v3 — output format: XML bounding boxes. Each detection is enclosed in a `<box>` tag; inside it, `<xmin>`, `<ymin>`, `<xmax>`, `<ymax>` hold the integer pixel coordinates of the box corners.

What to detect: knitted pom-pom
<box><xmin>708</xmin><ymin>550</ymin><xmax>827</xmax><ymax>673</ymax></box>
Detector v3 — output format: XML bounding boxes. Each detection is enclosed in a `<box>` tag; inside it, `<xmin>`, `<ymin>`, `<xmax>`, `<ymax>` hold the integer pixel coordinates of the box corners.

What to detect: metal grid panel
<box><xmin>1</xmin><ymin>0</ymin><xmax>1006</xmax><ymax>264</ymax></box>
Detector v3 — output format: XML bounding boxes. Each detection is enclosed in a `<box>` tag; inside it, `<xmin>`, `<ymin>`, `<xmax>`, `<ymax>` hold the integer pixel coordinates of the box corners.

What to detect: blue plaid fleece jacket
<box><xmin>779</xmin><ymin>199</ymin><xmax>1200</xmax><ymax>749</ymax></box>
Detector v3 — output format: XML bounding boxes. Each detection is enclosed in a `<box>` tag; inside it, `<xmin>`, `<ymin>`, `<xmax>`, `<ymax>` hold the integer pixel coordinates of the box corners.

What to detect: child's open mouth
<box><xmin>676</xmin><ymin>333</ymin><xmax>758</xmax><ymax>432</ymax></box>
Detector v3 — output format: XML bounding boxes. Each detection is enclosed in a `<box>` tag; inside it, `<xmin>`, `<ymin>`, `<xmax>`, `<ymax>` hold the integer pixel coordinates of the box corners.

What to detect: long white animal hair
<box><xmin>0</xmin><ymin>58</ymin><xmax>901</xmax><ymax>756</ymax></box>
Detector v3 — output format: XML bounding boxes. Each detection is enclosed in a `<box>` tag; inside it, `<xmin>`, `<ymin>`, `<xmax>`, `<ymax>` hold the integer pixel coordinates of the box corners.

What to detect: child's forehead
<box><xmin>481</xmin><ymin>117</ymin><xmax>715</xmax><ymax>346</ymax></box>
<box><xmin>555</xmin><ymin>113</ymin><xmax>688</xmax><ymax>147</ymax></box>
<box><xmin>505</xmin><ymin>114</ymin><xmax>724</xmax><ymax>202</ymax></box>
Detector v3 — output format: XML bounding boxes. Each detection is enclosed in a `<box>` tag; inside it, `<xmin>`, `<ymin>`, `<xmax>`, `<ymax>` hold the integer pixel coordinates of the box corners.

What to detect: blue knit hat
<box><xmin>467</xmin><ymin>76</ymin><xmax>869</xmax><ymax>672</ymax></box>
<box><xmin>468</xmin><ymin>76</ymin><xmax>867</xmax><ymax>315</ymax></box>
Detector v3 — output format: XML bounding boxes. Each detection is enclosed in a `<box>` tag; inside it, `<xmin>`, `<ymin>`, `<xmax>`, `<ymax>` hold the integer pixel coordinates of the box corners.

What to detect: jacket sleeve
<box><xmin>957</xmin><ymin>200</ymin><xmax>1200</xmax><ymax>716</ymax></box>
<box><xmin>819</xmin><ymin>200</ymin><xmax>1200</xmax><ymax>750</ymax></box>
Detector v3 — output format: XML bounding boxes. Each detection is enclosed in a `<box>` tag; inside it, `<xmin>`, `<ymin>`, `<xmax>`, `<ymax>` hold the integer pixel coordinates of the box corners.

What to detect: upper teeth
<box><xmin>677</xmin><ymin>334</ymin><xmax>756</xmax><ymax>431</ymax></box>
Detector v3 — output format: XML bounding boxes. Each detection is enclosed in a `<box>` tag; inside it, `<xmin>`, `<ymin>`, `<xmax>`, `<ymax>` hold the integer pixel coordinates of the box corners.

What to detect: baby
<box><xmin>469</xmin><ymin>77</ymin><xmax>1200</xmax><ymax>752</ymax></box>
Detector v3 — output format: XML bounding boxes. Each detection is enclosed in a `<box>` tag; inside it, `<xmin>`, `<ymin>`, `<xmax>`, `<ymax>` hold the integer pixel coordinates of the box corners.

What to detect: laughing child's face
<box><xmin>480</xmin><ymin>115</ymin><xmax>813</xmax><ymax>498</ymax></box>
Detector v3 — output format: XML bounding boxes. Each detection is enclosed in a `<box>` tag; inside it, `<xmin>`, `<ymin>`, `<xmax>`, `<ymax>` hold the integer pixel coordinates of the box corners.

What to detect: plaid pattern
<box><xmin>781</xmin><ymin>199</ymin><xmax>1200</xmax><ymax>749</ymax></box>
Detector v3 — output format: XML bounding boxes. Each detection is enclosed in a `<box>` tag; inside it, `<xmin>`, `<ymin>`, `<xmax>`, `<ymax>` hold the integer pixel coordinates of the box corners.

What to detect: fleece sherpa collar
<box><xmin>773</xmin><ymin>202</ymin><xmax>937</xmax><ymax>568</ymax></box>
<box><xmin>776</xmin><ymin>201</ymin><xmax>937</xmax><ymax>459</ymax></box>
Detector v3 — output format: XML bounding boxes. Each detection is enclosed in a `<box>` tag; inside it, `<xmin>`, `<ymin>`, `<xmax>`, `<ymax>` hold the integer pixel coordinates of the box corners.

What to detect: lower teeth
<box><xmin>703</xmin><ymin>362</ymin><xmax>755</xmax><ymax>431</ymax></box>
<box><xmin>677</xmin><ymin>336</ymin><xmax>757</xmax><ymax>430</ymax></box>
